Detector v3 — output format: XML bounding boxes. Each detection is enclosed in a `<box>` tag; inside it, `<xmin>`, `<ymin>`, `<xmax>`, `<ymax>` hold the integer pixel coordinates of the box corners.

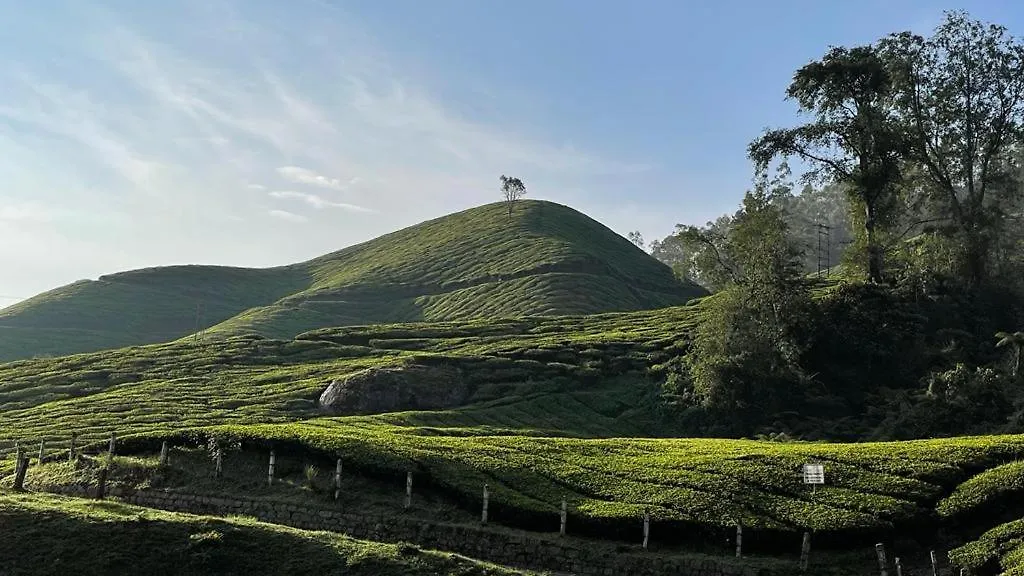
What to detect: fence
<box><xmin>0</xmin><ymin>432</ymin><xmax>958</xmax><ymax>576</ymax></box>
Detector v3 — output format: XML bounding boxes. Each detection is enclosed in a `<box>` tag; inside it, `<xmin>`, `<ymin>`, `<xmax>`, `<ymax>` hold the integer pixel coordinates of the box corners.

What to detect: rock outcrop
<box><xmin>318</xmin><ymin>363</ymin><xmax>469</xmax><ymax>415</ymax></box>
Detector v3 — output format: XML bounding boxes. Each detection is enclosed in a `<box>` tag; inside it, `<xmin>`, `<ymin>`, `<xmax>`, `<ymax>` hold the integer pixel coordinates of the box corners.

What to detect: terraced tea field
<box><xmin>4</xmin><ymin>286</ymin><xmax>1023</xmax><ymax>574</ymax></box>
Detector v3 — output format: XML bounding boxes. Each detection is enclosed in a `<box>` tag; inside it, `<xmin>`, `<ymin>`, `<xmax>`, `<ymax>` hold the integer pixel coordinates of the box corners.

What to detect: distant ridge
<box><xmin>0</xmin><ymin>200</ymin><xmax>705</xmax><ymax>361</ymax></box>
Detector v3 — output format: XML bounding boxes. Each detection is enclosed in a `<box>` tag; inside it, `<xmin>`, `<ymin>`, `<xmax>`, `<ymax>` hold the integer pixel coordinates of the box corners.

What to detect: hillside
<box><xmin>0</xmin><ymin>200</ymin><xmax>704</xmax><ymax>362</ymax></box>
<box><xmin>0</xmin><ymin>492</ymin><xmax>533</xmax><ymax>576</ymax></box>
<box><xmin>0</xmin><ymin>290</ymin><xmax>1019</xmax><ymax>573</ymax></box>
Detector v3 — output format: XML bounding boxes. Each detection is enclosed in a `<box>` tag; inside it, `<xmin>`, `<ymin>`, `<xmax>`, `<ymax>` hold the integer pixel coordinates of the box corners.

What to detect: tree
<box><xmin>996</xmin><ymin>330</ymin><xmax>1024</xmax><ymax>377</ymax></box>
<box><xmin>682</xmin><ymin>170</ymin><xmax>816</xmax><ymax>434</ymax></box>
<box><xmin>749</xmin><ymin>45</ymin><xmax>906</xmax><ymax>284</ymax></box>
<box><xmin>627</xmin><ymin>231</ymin><xmax>645</xmax><ymax>249</ymax></box>
<box><xmin>499</xmin><ymin>175</ymin><xmax>527</xmax><ymax>218</ymax></box>
<box><xmin>879</xmin><ymin>11</ymin><xmax>1024</xmax><ymax>284</ymax></box>
<box><xmin>652</xmin><ymin>215</ymin><xmax>734</xmax><ymax>291</ymax></box>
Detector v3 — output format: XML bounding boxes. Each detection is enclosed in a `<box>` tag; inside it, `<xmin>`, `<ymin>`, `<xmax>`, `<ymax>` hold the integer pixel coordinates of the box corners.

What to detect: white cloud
<box><xmin>276</xmin><ymin>166</ymin><xmax>359</xmax><ymax>192</ymax></box>
<box><xmin>268</xmin><ymin>190</ymin><xmax>373</xmax><ymax>213</ymax></box>
<box><xmin>267</xmin><ymin>209</ymin><xmax>308</xmax><ymax>223</ymax></box>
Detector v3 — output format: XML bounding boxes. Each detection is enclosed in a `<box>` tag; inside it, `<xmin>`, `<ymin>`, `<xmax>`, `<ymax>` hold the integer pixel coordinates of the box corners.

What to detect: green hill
<box><xmin>0</xmin><ymin>200</ymin><xmax>704</xmax><ymax>362</ymax></box>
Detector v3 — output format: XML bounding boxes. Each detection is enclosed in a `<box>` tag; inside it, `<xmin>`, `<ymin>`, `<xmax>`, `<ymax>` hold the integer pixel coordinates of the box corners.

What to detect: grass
<box><xmin>0</xmin><ymin>200</ymin><xmax>704</xmax><ymax>362</ymax></box>
<box><xmin>0</xmin><ymin>491</ymin><xmax>534</xmax><ymax>576</ymax></box>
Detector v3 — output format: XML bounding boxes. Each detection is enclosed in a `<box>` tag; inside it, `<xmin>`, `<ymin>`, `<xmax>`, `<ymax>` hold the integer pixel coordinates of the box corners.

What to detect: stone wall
<box><xmin>48</xmin><ymin>485</ymin><xmax>783</xmax><ymax>576</ymax></box>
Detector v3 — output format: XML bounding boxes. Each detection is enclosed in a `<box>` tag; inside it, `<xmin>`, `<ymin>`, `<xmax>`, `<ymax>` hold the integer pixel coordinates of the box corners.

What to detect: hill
<box><xmin>0</xmin><ymin>200</ymin><xmax>704</xmax><ymax>362</ymax></box>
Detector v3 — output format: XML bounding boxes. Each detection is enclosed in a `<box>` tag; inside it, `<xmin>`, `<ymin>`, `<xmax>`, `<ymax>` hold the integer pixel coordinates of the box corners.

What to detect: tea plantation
<box><xmin>4</xmin><ymin>295</ymin><xmax>1024</xmax><ymax>572</ymax></box>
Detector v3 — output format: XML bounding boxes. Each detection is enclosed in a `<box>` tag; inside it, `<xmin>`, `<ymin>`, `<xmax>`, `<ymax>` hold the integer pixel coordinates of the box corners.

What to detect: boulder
<box><xmin>318</xmin><ymin>363</ymin><xmax>469</xmax><ymax>415</ymax></box>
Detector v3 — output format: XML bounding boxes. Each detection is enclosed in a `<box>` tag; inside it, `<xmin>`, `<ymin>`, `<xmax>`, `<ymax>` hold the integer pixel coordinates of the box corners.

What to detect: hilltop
<box><xmin>0</xmin><ymin>200</ymin><xmax>704</xmax><ymax>362</ymax></box>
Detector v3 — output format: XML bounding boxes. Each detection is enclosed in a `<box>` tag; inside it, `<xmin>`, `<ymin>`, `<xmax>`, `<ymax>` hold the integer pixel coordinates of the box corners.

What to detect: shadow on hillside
<box><xmin>0</xmin><ymin>493</ymin><xmax>494</xmax><ymax>576</ymax></box>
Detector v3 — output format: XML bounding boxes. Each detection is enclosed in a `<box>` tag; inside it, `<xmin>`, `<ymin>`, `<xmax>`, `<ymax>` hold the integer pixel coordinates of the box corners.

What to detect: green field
<box><xmin>0</xmin><ymin>267</ymin><xmax>1019</xmax><ymax>572</ymax></box>
<box><xmin>0</xmin><ymin>200</ymin><xmax>703</xmax><ymax>362</ymax></box>
<box><xmin>0</xmin><ymin>491</ymin><xmax>532</xmax><ymax>576</ymax></box>
<box><xmin>0</xmin><ymin>294</ymin><xmax>1022</xmax><ymax>566</ymax></box>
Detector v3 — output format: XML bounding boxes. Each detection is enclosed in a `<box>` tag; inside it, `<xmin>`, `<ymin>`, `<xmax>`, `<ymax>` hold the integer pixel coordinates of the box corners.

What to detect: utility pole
<box><xmin>826</xmin><ymin>224</ymin><xmax>832</xmax><ymax>277</ymax></box>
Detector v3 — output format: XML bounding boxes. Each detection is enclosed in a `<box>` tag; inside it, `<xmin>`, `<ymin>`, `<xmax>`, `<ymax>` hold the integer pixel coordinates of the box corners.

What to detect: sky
<box><xmin>0</xmin><ymin>0</ymin><xmax>1019</xmax><ymax>308</ymax></box>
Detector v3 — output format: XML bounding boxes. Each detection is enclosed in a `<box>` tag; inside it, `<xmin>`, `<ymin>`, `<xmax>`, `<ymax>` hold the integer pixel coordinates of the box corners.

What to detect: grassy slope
<box><xmin>0</xmin><ymin>303</ymin><xmax>701</xmax><ymax>449</ymax></box>
<box><xmin>5</xmin><ymin>298</ymin><xmax>1024</xmax><ymax>550</ymax></box>
<box><xmin>0</xmin><ymin>491</ymin><xmax>531</xmax><ymax>576</ymax></box>
<box><xmin>0</xmin><ymin>200</ymin><xmax>703</xmax><ymax>361</ymax></box>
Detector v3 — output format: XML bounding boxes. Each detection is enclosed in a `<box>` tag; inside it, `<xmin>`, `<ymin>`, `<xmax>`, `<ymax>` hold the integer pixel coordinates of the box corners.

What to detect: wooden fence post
<box><xmin>96</xmin><ymin>467</ymin><xmax>108</xmax><ymax>500</ymax></box>
<box><xmin>267</xmin><ymin>450</ymin><xmax>275</xmax><ymax>486</ymax></box>
<box><xmin>800</xmin><ymin>531</ymin><xmax>812</xmax><ymax>571</ymax></box>
<box><xmin>642</xmin><ymin>512</ymin><xmax>650</xmax><ymax>550</ymax></box>
<box><xmin>559</xmin><ymin>499</ymin><xmax>567</xmax><ymax>536</ymax></box>
<box><xmin>69</xmin><ymin>433</ymin><xmax>77</xmax><ymax>462</ymax></box>
<box><xmin>12</xmin><ymin>443</ymin><xmax>25</xmax><ymax>491</ymax></box>
<box><xmin>108</xmin><ymin>432</ymin><xmax>116</xmax><ymax>455</ymax></box>
<box><xmin>481</xmin><ymin>484</ymin><xmax>489</xmax><ymax>524</ymax></box>
<box><xmin>930</xmin><ymin>551</ymin><xmax>938</xmax><ymax>576</ymax></box>
<box><xmin>159</xmin><ymin>441</ymin><xmax>169</xmax><ymax>466</ymax></box>
<box><xmin>876</xmin><ymin>543</ymin><xmax>889</xmax><ymax>576</ymax></box>
<box><xmin>736</xmin><ymin>522</ymin><xmax>743</xmax><ymax>558</ymax></box>
<box><xmin>334</xmin><ymin>458</ymin><xmax>342</xmax><ymax>501</ymax></box>
<box><xmin>405</xmin><ymin>471</ymin><xmax>413</xmax><ymax>509</ymax></box>
<box><xmin>12</xmin><ymin>456</ymin><xmax>28</xmax><ymax>491</ymax></box>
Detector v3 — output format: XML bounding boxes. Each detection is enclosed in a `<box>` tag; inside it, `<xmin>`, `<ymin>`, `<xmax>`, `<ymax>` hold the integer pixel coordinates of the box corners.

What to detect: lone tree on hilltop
<box><xmin>627</xmin><ymin>231</ymin><xmax>645</xmax><ymax>249</ymax></box>
<box><xmin>500</xmin><ymin>175</ymin><xmax>527</xmax><ymax>218</ymax></box>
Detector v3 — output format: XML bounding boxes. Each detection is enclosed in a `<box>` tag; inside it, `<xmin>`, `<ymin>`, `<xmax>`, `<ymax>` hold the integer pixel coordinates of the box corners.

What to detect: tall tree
<box><xmin>499</xmin><ymin>175</ymin><xmax>527</xmax><ymax>218</ymax></box>
<box><xmin>749</xmin><ymin>45</ymin><xmax>906</xmax><ymax>284</ymax></box>
<box><xmin>683</xmin><ymin>172</ymin><xmax>814</xmax><ymax>433</ymax></box>
<box><xmin>879</xmin><ymin>10</ymin><xmax>1024</xmax><ymax>284</ymax></box>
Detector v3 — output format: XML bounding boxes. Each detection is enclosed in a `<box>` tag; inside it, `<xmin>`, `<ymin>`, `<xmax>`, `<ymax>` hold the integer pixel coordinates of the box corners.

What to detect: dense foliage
<box><xmin>647</xmin><ymin>10</ymin><xmax>1024</xmax><ymax>441</ymax></box>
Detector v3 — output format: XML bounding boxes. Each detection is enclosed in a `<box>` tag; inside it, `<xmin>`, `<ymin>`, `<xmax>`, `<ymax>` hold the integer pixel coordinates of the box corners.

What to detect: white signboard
<box><xmin>802</xmin><ymin>463</ymin><xmax>825</xmax><ymax>485</ymax></box>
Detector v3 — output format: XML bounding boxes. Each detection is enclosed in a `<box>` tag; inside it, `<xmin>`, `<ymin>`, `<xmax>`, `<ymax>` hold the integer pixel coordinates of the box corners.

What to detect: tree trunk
<box><xmin>963</xmin><ymin>227</ymin><xmax>989</xmax><ymax>287</ymax></box>
<box><xmin>864</xmin><ymin>203</ymin><xmax>883</xmax><ymax>284</ymax></box>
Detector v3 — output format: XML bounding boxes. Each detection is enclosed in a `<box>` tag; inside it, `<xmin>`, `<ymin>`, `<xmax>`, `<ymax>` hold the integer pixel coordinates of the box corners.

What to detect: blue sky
<box><xmin>0</xmin><ymin>0</ymin><xmax>1017</xmax><ymax>306</ymax></box>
